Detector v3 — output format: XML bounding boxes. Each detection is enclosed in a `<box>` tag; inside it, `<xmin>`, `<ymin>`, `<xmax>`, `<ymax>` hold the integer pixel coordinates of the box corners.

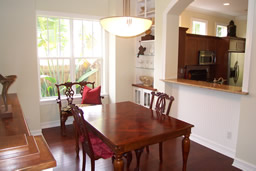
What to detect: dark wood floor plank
<box><xmin>42</xmin><ymin>125</ymin><xmax>241</xmax><ymax>171</ymax></box>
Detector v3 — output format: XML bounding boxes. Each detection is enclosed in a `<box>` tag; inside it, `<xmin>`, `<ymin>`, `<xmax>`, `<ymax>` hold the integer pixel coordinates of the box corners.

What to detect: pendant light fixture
<box><xmin>100</xmin><ymin>0</ymin><xmax>152</xmax><ymax>37</ymax></box>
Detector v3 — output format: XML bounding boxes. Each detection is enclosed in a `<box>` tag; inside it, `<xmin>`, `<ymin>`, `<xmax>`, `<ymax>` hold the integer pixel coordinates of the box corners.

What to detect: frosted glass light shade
<box><xmin>100</xmin><ymin>16</ymin><xmax>152</xmax><ymax>37</ymax></box>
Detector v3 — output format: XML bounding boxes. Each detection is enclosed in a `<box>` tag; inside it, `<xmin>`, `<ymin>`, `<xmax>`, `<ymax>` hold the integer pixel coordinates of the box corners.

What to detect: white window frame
<box><xmin>36</xmin><ymin>11</ymin><xmax>108</xmax><ymax>102</ymax></box>
<box><xmin>191</xmin><ymin>18</ymin><xmax>208</xmax><ymax>35</ymax></box>
<box><xmin>215</xmin><ymin>22</ymin><xmax>228</xmax><ymax>37</ymax></box>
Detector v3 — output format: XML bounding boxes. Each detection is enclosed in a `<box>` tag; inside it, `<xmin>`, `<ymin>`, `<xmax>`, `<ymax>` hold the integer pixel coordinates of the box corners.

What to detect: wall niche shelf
<box><xmin>133</xmin><ymin>0</ymin><xmax>155</xmax><ymax>108</ymax></box>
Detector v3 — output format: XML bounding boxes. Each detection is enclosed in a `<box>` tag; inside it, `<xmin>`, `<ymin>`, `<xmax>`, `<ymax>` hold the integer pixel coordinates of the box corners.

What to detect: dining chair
<box><xmin>55</xmin><ymin>81</ymin><xmax>98</xmax><ymax>136</ymax></box>
<box><xmin>70</xmin><ymin>105</ymin><xmax>132</xmax><ymax>171</ymax></box>
<box><xmin>135</xmin><ymin>91</ymin><xmax>175</xmax><ymax>168</ymax></box>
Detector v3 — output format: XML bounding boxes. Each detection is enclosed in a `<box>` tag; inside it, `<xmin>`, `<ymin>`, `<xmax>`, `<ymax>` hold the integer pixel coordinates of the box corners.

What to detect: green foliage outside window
<box><xmin>37</xmin><ymin>17</ymin><xmax>101</xmax><ymax>98</ymax></box>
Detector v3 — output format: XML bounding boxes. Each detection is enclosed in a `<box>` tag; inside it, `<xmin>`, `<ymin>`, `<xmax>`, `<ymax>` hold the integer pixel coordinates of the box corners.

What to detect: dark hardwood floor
<box><xmin>43</xmin><ymin>125</ymin><xmax>241</xmax><ymax>171</ymax></box>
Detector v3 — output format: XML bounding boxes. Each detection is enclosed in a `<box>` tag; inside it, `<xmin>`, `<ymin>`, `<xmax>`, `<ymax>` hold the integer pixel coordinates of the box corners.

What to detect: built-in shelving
<box><xmin>133</xmin><ymin>0</ymin><xmax>156</xmax><ymax>107</ymax></box>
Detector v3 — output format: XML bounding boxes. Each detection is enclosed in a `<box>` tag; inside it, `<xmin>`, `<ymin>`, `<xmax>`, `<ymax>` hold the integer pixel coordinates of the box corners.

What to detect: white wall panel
<box><xmin>168</xmin><ymin>83</ymin><xmax>241</xmax><ymax>157</ymax></box>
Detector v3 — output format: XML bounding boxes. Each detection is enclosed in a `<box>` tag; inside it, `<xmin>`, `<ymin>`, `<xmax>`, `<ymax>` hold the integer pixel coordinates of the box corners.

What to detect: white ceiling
<box><xmin>189</xmin><ymin>0</ymin><xmax>248</xmax><ymax>17</ymax></box>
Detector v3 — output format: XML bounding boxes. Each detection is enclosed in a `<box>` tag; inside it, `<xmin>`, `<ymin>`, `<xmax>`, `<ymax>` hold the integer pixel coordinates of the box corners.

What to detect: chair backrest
<box><xmin>55</xmin><ymin>81</ymin><xmax>95</xmax><ymax>106</ymax></box>
<box><xmin>149</xmin><ymin>92</ymin><xmax>175</xmax><ymax>115</ymax></box>
<box><xmin>70</xmin><ymin>105</ymin><xmax>95</xmax><ymax>158</ymax></box>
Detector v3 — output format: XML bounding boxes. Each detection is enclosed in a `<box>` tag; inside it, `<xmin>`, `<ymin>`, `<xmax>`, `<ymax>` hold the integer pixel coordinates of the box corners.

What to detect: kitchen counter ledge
<box><xmin>162</xmin><ymin>79</ymin><xmax>248</xmax><ymax>95</ymax></box>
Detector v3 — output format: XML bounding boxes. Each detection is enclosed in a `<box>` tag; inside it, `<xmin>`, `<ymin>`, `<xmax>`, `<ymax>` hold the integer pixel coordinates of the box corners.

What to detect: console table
<box><xmin>0</xmin><ymin>94</ymin><xmax>56</xmax><ymax>170</ymax></box>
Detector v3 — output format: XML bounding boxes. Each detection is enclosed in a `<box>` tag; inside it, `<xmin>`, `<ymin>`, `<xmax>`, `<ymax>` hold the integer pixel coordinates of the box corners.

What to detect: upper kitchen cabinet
<box><xmin>178</xmin><ymin>27</ymin><xmax>220</xmax><ymax>80</ymax></box>
<box><xmin>226</xmin><ymin>37</ymin><xmax>246</xmax><ymax>52</ymax></box>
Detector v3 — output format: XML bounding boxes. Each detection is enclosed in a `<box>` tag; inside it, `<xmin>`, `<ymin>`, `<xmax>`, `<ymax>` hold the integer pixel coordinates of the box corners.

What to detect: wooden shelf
<box><xmin>132</xmin><ymin>84</ymin><xmax>157</xmax><ymax>91</ymax></box>
<box><xmin>140</xmin><ymin>40</ymin><xmax>154</xmax><ymax>43</ymax></box>
<box><xmin>135</xmin><ymin>67</ymin><xmax>154</xmax><ymax>70</ymax></box>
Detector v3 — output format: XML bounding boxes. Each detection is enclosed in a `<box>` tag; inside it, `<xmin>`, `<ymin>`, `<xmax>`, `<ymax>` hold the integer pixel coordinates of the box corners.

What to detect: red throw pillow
<box><xmin>81</xmin><ymin>86</ymin><xmax>102</xmax><ymax>104</ymax></box>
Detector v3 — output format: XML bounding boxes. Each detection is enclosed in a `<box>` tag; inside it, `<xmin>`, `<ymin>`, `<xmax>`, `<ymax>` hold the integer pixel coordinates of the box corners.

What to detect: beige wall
<box><xmin>180</xmin><ymin>9</ymin><xmax>234</xmax><ymax>36</ymax></box>
<box><xmin>235</xmin><ymin>19</ymin><xmax>247</xmax><ymax>38</ymax></box>
<box><xmin>35</xmin><ymin>0</ymin><xmax>109</xmax><ymax>16</ymax></box>
<box><xmin>0</xmin><ymin>0</ymin><xmax>41</xmax><ymax>132</ymax></box>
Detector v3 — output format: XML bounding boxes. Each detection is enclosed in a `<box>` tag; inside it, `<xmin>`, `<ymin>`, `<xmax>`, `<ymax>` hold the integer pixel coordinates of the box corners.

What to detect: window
<box><xmin>37</xmin><ymin>15</ymin><xmax>104</xmax><ymax>98</ymax></box>
<box><xmin>216</xmin><ymin>24</ymin><xmax>227</xmax><ymax>37</ymax></box>
<box><xmin>192</xmin><ymin>19</ymin><xmax>207</xmax><ymax>35</ymax></box>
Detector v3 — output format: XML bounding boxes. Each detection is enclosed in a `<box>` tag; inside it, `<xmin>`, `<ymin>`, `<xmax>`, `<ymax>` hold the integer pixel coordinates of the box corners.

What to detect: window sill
<box><xmin>40</xmin><ymin>94</ymin><xmax>109</xmax><ymax>105</ymax></box>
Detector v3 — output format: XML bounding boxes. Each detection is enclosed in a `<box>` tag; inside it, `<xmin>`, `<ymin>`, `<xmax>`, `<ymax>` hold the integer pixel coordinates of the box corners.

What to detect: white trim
<box><xmin>242</xmin><ymin>0</ymin><xmax>255</xmax><ymax>92</ymax></box>
<box><xmin>215</xmin><ymin>22</ymin><xmax>228</xmax><ymax>37</ymax></box>
<box><xmin>233</xmin><ymin>158</ymin><xmax>256</xmax><ymax>171</ymax></box>
<box><xmin>30</xmin><ymin>129</ymin><xmax>42</xmax><ymax>136</ymax></box>
<box><xmin>191</xmin><ymin>17</ymin><xmax>208</xmax><ymax>35</ymax></box>
<box><xmin>41</xmin><ymin>118</ymin><xmax>74</xmax><ymax>129</ymax></box>
<box><xmin>190</xmin><ymin>133</ymin><xmax>235</xmax><ymax>158</ymax></box>
<box><xmin>42</xmin><ymin>168</ymin><xmax>53</xmax><ymax>171</ymax></box>
<box><xmin>36</xmin><ymin>10</ymin><xmax>103</xmax><ymax>20</ymax></box>
<box><xmin>40</xmin><ymin>93</ymin><xmax>108</xmax><ymax>105</ymax></box>
<box><xmin>162</xmin><ymin>9</ymin><xmax>168</xmax><ymax>80</ymax></box>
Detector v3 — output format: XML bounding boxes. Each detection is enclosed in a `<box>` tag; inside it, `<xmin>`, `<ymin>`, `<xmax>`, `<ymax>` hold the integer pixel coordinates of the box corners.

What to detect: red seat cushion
<box><xmin>80</xmin><ymin>133</ymin><xmax>113</xmax><ymax>159</ymax></box>
<box><xmin>81</xmin><ymin>86</ymin><xmax>101</xmax><ymax>104</ymax></box>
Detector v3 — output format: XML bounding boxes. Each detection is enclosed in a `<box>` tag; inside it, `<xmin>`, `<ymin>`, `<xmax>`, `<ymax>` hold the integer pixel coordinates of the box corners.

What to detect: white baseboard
<box><xmin>190</xmin><ymin>134</ymin><xmax>235</xmax><ymax>158</ymax></box>
<box><xmin>41</xmin><ymin>118</ymin><xmax>74</xmax><ymax>129</ymax></box>
<box><xmin>233</xmin><ymin>158</ymin><xmax>256</xmax><ymax>171</ymax></box>
<box><xmin>30</xmin><ymin>129</ymin><xmax>42</xmax><ymax>136</ymax></box>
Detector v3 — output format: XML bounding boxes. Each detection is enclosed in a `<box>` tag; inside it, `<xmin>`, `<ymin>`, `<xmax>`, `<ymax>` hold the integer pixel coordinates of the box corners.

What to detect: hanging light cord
<box><xmin>123</xmin><ymin>0</ymin><xmax>130</xmax><ymax>16</ymax></box>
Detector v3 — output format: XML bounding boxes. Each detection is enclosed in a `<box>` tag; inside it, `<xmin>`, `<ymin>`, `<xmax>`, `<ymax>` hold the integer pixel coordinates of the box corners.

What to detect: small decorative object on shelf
<box><xmin>139</xmin><ymin>76</ymin><xmax>153</xmax><ymax>86</ymax></box>
<box><xmin>0</xmin><ymin>74</ymin><xmax>17</xmax><ymax>118</ymax></box>
<box><xmin>141</xmin><ymin>29</ymin><xmax>154</xmax><ymax>41</ymax></box>
<box><xmin>227</xmin><ymin>20</ymin><xmax>236</xmax><ymax>37</ymax></box>
<box><xmin>137</xmin><ymin>45</ymin><xmax>146</xmax><ymax>57</ymax></box>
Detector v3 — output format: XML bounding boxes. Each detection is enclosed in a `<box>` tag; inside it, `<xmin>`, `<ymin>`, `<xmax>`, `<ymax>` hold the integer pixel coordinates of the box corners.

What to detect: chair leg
<box><xmin>91</xmin><ymin>158</ymin><xmax>95</xmax><ymax>171</ymax></box>
<box><xmin>82</xmin><ymin>145</ymin><xmax>86</xmax><ymax>171</ymax></box>
<box><xmin>159</xmin><ymin>142</ymin><xmax>163</xmax><ymax>162</ymax></box>
<box><xmin>146</xmin><ymin>145</ymin><xmax>150</xmax><ymax>153</ymax></box>
<box><xmin>135</xmin><ymin>147</ymin><xmax>144</xmax><ymax>171</ymax></box>
<box><xmin>61</xmin><ymin>114</ymin><xmax>68</xmax><ymax>136</ymax></box>
<box><xmin>126</xmin><ymin>151</ymin><xmax>132</xmax><ymax>168</ymax></box>
<box><xmin>73</xmin><ymin>121</ymin><xmax>80</xmax><ymax>157</ymax></box>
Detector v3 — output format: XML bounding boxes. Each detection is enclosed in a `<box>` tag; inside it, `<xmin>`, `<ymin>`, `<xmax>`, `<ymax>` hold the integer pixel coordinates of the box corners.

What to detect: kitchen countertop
<box><xmin>162</xmin><ymin>78</ymin><xmax>248</xmax><ymax>95</ymax></box>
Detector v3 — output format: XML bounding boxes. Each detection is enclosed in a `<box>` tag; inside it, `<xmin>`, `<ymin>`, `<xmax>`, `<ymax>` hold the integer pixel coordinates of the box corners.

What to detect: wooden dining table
<box><xmin>79</xmin><ymin>101</ymin><xmax>194</xmax><ymax>171</ymax></box>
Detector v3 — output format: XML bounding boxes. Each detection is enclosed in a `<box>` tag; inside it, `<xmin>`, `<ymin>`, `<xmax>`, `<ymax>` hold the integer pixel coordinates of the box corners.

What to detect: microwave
<box><xmin>199</xmin><ymin>51</ymin><xmax>216</xmax><ymax>65</ymax></box>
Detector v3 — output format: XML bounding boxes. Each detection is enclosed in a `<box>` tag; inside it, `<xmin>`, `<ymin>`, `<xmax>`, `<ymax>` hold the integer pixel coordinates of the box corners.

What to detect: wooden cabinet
<box><xmin>0</xmin><ymin>94</ymin><xmax>56</xmax><ymax>170</ymax></box>
<box><xmin>132</xmin><ymin>84</ymin><xmax>156</xmax><ymax>108</ymax></box>
<box><xmin>178</xmin><ymin>27</ymin><xmax>220</xmax><ymax>80</ymax></box>
<box><xmin>178</xmin><ymin>27</ymin><xmax>245</xmax><ymax>81</ymax></box>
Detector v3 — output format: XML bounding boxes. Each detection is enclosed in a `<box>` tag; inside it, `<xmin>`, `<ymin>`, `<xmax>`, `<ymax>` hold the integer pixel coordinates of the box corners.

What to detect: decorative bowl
<box><xmin>139</xmin><ymin>76</ymin><xmax>153</xmax><ymax>87</ymax></box>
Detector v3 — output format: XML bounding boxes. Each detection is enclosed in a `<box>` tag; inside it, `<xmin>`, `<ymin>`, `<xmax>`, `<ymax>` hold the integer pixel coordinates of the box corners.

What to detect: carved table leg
<box><xmin>114</xmin><ymin>154</ymin><xmax>124</xmax><ymax>171</ymax></box>
<box><xmin>182</xmin><ymin>133</ymin><xmax>191</xmax><ymax>171</ymax></box>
